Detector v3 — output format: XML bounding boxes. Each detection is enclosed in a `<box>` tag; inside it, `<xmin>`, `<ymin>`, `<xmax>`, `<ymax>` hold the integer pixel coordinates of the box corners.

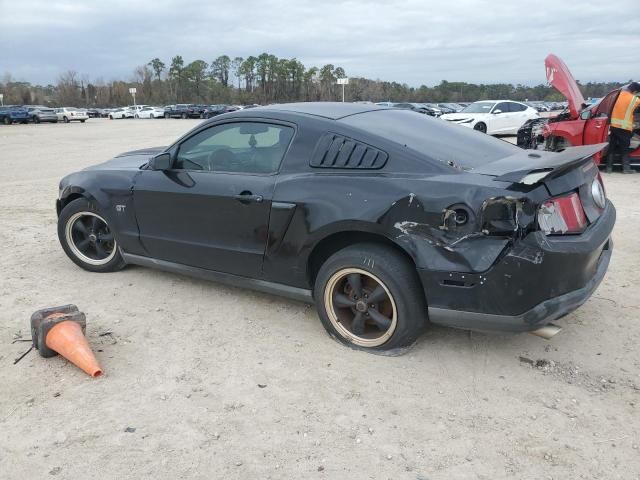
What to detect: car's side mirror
<box><xmin>493</xmin><ymin>109</ymin><xmax>502</xmax><ymax>114</ymax></box>
<box><xmin>149</xmin><ymin>152</ymin><xmax>172</xmax><ymax>171</ymax></box>
<box><xmin>580</xmin><ymin>110</ymin><xmax>592</xmax><ymax>120</ymax></box>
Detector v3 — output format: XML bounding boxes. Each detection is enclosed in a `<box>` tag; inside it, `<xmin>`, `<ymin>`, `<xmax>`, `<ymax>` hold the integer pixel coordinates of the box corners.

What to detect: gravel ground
<box><xmin>0</xmin><ymin>119</ymin><xmax>638</xmax><ymax>479</ymax></box>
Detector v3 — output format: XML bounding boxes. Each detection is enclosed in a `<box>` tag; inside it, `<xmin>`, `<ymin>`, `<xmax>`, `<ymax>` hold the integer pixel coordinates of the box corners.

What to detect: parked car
<box><xmin>526</xmin><ymin>102</ymin><xmax>550</xmax><ymax>113</ymax></box>
<box><xmin>520</xmin><ymin>54</ymin><xmax>640</xmax><ymax>166</ymax></box>
<box><xmin>438</xmin><ymin>103</ymin><xmax>464</xmax><ymax>113</ymax></box>
<box><xmin>391</xmin><ymin>102</ymin><xmax>439</xmax><ymax>117</ymax></box>
<box><xmin>55</xmin><ymin>107</ymin><xmax>89</xmax><ymax>123</ymax></box>
<box><xmin>436</xmin><ymin>104</ymin><xmax>457</xmax><ymax>114</ymax></box>
<box><xmin>135</xmin><ymin>106</ymin><xmax>165</xmax><ymax>119</ymax></box>
<box><xmin>85</xmin><ymin>108</ymin><xmax>102</xmax><ymax>118</ymax></box>
<box><xmin>108</xmin><ymin>108</ymin><xmax>134</xmax><ymax>120</ymax></box>
<box><xmin>441</xmin><ymin>100</ymin><xmax>539</xmax><ymax>134</ymax></box>
<box><xmin>25</xmin><ymin>105</ymin><xmax>58</xmax><ymax>123</ymax></box>
<box><xmin>202</xmin><ymin>104</ymin><xmax>227</xmax><ymax>119</ymax></box>
<box><xmin>164</xmin><ymin>104</ymin><xmax>201</xmax><ymax>119</ymax></box>
<box><xmin>56</xmin><ymin>102</ymin><xmax>614</xmax><ymax>351</ymax></box>
<box><xmin>128</xmin><ymin>105</ymin><xmax>149</xmax><ymax>117</ymax></box>
<box><xmin>420</xmin><ymin>103</ymin><xmax>443</xmax><ymax>116</ymax></box>
<box><xmin>0</xmin><ymin>105</ymin><xmax>30</xmax><ymax>124</ymax></box>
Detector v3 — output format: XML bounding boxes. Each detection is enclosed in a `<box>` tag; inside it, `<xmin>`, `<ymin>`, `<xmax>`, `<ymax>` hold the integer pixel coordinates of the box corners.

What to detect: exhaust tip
<box><xmin>530</xmin><ymin>323</ymin><xmax>562</xmax><ymax>340</ymax></box>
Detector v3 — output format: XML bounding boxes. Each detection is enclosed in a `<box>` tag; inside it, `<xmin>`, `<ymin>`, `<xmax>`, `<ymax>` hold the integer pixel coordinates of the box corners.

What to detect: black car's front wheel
<box><xmin>58</xmin><ymin>198</ymin><xmax>126</xmax><ymax>273</ymax></box>
<box><xmin>314</xmin><ymin>243</ymin><xmax>427</xmax><ymax>351</ymax></box>
<box><xmin>474</xmin><ymin>122</ymin><xmax>487</xmax><ymax>133</ymax></box>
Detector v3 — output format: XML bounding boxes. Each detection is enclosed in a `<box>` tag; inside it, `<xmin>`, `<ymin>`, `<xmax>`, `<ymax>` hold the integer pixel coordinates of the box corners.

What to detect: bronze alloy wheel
<box><xmin>323</xmin><ymin>267</ymin><xmax>397</xmax><ymax>347</ymax></box>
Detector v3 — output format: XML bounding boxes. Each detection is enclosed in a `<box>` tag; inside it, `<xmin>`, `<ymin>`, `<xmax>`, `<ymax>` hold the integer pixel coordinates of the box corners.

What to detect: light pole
<box><xmin>129</xmin><ymin>87</ymin><xmax>137</xmax><ymax>114</ymax></box>
<box><xmin>336</xmin><ymin>78</ymin><xmax>349</xmax><ymax>102</ymax></box>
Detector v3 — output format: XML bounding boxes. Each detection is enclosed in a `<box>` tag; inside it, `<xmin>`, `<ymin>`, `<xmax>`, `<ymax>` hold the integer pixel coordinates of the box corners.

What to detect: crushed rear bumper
<box><xmin>427</xmin><ymin>240</ymin><xmax>611</xmax><ymax>332</ymax></box>
<box><xmin>420</xmin><ymin>201</ymin><xmax>615</xmax><ymax>333</ymax></box>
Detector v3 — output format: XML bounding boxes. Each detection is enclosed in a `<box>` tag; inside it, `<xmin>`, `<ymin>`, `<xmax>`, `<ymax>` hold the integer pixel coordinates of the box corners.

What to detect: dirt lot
<box><xmin>1</xmin><ymin>119</ymin><xmax>638</xmax><ymax>479</ymax></box>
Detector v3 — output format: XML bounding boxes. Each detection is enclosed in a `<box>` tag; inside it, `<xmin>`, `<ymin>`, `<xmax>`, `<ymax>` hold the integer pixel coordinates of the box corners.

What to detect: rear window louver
<box><xmin>310</xmin><ymin>133</ymin><xmax>388</xmax><ymax>169</ymax></box>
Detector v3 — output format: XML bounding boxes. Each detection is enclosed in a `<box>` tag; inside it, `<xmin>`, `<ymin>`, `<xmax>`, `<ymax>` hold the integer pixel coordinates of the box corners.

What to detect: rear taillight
<box><xmin>538</xmin><ymin>192</ymin><xmax>587</xmax><ymax>235</ymax></box>
<box><xmin>592</xmin><ymin>174</ymin><xmax>606</xmax><ymax>209</ymax></box>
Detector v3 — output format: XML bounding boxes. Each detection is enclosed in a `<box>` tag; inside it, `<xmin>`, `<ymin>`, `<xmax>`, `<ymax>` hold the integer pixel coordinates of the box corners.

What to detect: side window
<box><xmin>175</xmin><ymin>122</ymin><xmax>294</xmax><ymax>174</ymax></box>
<box><xmin>494</xmin><ymin>102</ymin><xmax>511</xmax><ymax>113</ymax></box>
<box><xmin>509</xmin><ymin>102</ymin><xmax>526</xmax><ymax>112</ymax></box>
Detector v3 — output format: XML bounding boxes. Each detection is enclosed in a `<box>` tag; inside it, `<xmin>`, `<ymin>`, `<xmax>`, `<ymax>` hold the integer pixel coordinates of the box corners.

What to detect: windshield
<box><xmin>339</xmin><ymin>109</ymin><xmax>517</xmax><ymax>169</ymax></box>
<box><xmin>461</xmin><ymin>102</ymin><xmax>495</xmax><ymax>114</ymax></box>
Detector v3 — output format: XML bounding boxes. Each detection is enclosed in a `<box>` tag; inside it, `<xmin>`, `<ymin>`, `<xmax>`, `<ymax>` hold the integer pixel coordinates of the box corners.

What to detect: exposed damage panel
<box><xmin>385</xmin><ymin>190</ymin><xmax>536</xmax><ymax>273</ymax></box>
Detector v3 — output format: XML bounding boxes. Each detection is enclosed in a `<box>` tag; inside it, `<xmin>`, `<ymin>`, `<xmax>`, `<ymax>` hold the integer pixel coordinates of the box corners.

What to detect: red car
<box><xmin>542</xmin><ymin>55</ymin><xmax>639</xmax><ymax>165</ymax></box>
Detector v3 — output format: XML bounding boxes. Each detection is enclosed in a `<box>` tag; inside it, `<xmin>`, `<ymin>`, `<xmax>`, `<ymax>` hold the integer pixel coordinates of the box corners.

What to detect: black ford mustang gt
<box><xmin>56</xmin><ymin>102</ymin><xmax>615</xmax><ymax>351</ymax></box>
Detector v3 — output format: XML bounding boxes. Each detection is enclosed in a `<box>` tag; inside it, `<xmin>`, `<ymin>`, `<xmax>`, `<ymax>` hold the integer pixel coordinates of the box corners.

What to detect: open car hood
<box><xmin>473</xmin><ymin>143</ymin><xmax>607</xmax><ymax>185</ymax></box>
<box><xmin>545</xmin><ymin>54</ymin><xmax>586</xmax><ymax>119</ymax></box>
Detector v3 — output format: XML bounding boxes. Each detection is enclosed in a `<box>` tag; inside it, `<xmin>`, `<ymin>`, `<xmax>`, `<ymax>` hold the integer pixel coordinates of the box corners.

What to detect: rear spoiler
<box><xmin>472</xmin><ymin>143</ymin><xmax>607</xmax><ymax>185</ymax></box>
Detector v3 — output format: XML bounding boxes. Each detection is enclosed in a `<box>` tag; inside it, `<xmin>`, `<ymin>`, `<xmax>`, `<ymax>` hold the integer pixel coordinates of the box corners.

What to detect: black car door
<box><xmin>132</xmin><ymin>120</ymin><xmax>295</xmax><ymax>278</ymax></box>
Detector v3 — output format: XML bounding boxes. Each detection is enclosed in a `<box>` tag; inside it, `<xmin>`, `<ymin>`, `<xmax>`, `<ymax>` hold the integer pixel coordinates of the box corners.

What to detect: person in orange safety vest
<box><xmin>606</xmin><ymin>82</ymin><xmax>640</xmax><ymax>174</ymax></box>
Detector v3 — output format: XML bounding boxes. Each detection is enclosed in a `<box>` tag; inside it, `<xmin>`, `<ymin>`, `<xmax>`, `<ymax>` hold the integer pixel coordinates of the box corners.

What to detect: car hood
<box><xmin>545</xmin><ymin>54</ymin><xmax>585</xmax><ymax>119</ymax></box>
<box><xmin>86</xmin><ymin>147</ymin><xmax>166</xmax><ymax>170</ymax></box>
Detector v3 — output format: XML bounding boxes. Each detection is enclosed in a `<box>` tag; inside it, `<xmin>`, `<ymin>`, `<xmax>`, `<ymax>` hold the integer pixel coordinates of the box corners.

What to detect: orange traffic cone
<box><xmin>31</xmin><ymin>305</ymin><xmax>103</xmax><ymax>377</ymax></box>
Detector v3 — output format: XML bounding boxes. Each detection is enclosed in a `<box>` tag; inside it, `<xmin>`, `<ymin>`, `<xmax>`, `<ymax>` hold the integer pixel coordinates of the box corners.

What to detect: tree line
<box><xmin>0</xmin><ymin>53</ymin><xmax>628</xmax><ymax>107</ymax></box>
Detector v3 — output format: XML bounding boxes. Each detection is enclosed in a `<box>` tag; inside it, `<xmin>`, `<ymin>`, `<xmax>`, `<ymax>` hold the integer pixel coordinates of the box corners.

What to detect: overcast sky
<box><xmin>1</xmin><ymin>0</ymin><xmax>638</xmax><ymax>86</ymax></box>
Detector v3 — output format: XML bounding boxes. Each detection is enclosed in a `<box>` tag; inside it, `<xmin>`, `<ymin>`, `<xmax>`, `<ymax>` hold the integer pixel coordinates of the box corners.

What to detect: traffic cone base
<box><xmin>45</xmin><ymin>321</ymin><xmax>102</xmax><ymax>377</ymax></box>
<box><xmin>30</xmin><ymin>305</ymin><xmax>102</xmax><ymax>378</ymax></box>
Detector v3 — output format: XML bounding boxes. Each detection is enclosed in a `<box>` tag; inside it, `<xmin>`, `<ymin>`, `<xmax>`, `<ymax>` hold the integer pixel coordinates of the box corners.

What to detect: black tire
<box><xmin>165</xmin><ymin>113</ymin><xmax>170</xmax><ymax>119</ymax></box>
<box><xmin>33</xmin><ymin>116</ymin><xmax>40</xmax><ymax>124</ymax></box>
<box><xmin>474</xmin><ymin>122</ymin><xmax>487</xmax><ymax>134</ymax></box>
<box><xmin>150</xmin><ymin>114</ymin><xmax>154</xmax><ymax>119</ymax></box>
<box><xmin>57</xmin><ymin>198</ymin><xmax>126</xmax><ymax>273</ymax></box>
<box><xmin>80</xmin><ymin>119</ymin><xmax>86</xmax><ymax>123</ymax></box>
<box><xmin>3</xmin><ymin>117</ymin><xmax>10</xmax><ymax>125</ymax></box>
<box><xmin>313</xmin><ymin>243</ymin><xmax>427</xmax><ymax>351</ymax></box>
<box><xmin>63</xmin><ymin>116</ymin><xmax>70</xmax><ymax>123</ymax></box>
<box><xmin>181</xmin><ymin>112</ymin><xmax>188</xmax><ymax>119</ymax></box>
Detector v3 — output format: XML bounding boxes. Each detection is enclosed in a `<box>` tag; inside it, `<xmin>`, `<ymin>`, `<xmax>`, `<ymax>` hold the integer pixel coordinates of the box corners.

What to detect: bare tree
<box><xmin>56</xmin><ymin>70</ymin><xmax>82</xmax><ymax>106</ymax></box>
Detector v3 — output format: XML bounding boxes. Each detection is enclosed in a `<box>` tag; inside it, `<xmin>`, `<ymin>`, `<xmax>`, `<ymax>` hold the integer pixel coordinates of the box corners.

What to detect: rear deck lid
<box><xmin>472</xmin><ymin>143</ymin><xmax>606</xmax><ymax>188</ymax></box>
<box><xmin>545</xmin><ymin>54</ymin><xmax>586</xmax><ymax>119</ymax></box>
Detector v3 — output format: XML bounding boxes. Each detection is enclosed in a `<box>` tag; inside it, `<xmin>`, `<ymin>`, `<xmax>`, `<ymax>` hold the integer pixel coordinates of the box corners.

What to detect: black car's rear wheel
<box><xmin>3</xmin><ymin>117</ymin><xmax>10</xmax><ymax>125</ymax></box>
<box><xmin>164</xmin><ymin>113</ymin><xmax>170</xmax><ymax>119</ymax></box>
<box><xmin>181</xmin><ymin>112</ymin><xmax>188</xmax><ymax>119</ymax></box>
<box><xmin>314</xmin><ymin>243</ymin><xmax>427</xmax><ymax>351</ymax></box>
<box><xmin>58</xmin><ymin>198</ymin><xmax>126</xmax><ymax>273</ymax></box>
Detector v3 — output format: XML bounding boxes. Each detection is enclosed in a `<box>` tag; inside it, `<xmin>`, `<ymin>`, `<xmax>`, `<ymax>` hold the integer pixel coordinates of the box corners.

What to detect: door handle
<box><xmin>234</xmin><ymin>191</ymin><xmax>264</xmax><ymax>204</ymax></box>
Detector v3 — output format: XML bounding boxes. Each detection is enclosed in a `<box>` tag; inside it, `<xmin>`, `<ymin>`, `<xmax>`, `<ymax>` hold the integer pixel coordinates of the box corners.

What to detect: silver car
<box><xmin>26</xmin><ymin>106</ymin><xmax>58</xmax><ymax>123</ymax></box>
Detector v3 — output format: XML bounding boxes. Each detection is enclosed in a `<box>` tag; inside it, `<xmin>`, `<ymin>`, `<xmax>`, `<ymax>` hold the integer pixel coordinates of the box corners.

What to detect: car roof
<box><xmin>251</xmin><ymin>102</ymin><xmax>390</xmax><ymax>120</ymax></box>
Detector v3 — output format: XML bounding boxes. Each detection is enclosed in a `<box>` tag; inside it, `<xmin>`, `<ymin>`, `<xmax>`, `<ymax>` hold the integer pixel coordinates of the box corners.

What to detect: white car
<box><xmin>55</xmin><ymin>107</ymin><xmax>89</xmax><ymax>123</ymax></box>
<box><xmin>440</xmin><ymin>100</ymin><xmax>539</xmax><ymax>135</ymax></box>
<box><xmin>135</xmin><ymin>106</ymin><xmax>165</xmax><ymax>119</ymax></box>
<box><xmin>108</xmin><ymin>108</ymin><xmax>134</xmax><ymax>119</ymax></box>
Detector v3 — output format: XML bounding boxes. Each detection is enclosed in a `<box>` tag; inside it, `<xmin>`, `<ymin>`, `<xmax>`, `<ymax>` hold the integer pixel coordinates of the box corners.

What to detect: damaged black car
<box><xmin>56</xmin><ymin>103</ymin><xmax>615</xmax><ymax>351</ymax></box>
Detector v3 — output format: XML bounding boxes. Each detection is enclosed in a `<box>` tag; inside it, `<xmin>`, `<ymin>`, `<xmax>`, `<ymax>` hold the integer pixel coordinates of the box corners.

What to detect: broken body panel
<box><xmin>57</xmin><ymin>103</ymin><xmax>615</xmax><ymax>334</ymax></box>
